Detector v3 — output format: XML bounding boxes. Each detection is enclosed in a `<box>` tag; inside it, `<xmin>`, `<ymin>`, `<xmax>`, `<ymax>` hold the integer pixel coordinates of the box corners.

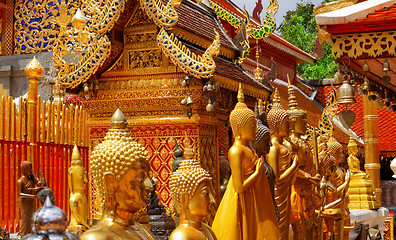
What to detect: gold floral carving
<box><xmin>13</xmin><ymin>0</ymin><xmax>79</xmax><ymax>54</ymax></box>
<box><xmin>330</xmin><ymin>31</ymin><xmax>396</xmax><ymax>59</ymax></box>
<box><xmin>126</xmin><ymin>6</ymin><xmax>154</xmax><ymax>27</ymax></box>
<box><xmin>128</xmin><ymin>49</ymin><xmax>162</xmax><ymax>68</ymax></box>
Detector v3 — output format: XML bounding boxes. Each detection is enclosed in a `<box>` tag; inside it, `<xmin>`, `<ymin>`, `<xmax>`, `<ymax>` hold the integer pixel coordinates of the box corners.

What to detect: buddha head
<box><xmin>170</xmin><ymin>159</ymin><xmax>214</xmax><ymax>222</ymax></box>
<box><xmin>38</xmin><ymin>174</ymin><xmax>56</xmax><ymax>206</ymax></box>
<box><xmin>68</xmin><ymin>145</ymin><xmax>87</xmax><ymax>194</ymax></box>
<box><xmin>21</xmin><ymin>161</ymin><xmax>33</xmax><ymax>177</ymax></box>
<box><xmin>90</xmin><ymin>109</ymin><xmax>153</xmax><ymax>220</ymax></box>
<box><xmin>229</xmin><ymin>84</ymin><xmax>257</xmax><ymax>142</ymax></box>
<box><xmin>287</xmin><ymin>79</ymin><xmax>307</xmax><ymax>136</ymax></box>
<box><xmin>347</xmin><ymin>133</ymin><xmax>358</xmax><ymax>156</ymax></box>
<box><xmin>254</xmin><ymin>104</ymin><xmax>271</xmax><ymax>156</ymax></box>
<box><xmin>267</xmin><ymin>88</ymin><xmax>290</xmax><ymax>139</ymax></box>
<box><xmin>327</xmin><ymin>135</ymin><xmax>343</xmax><ymax>163</ymax></box>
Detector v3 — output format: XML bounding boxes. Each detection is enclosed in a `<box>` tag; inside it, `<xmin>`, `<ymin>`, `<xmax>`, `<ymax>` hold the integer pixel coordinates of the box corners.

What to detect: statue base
<box><xmin>67</xmin><ymin>225</ymin><xmax>86</xmax><ymax>236</ymax></box>
<box><xmin>348</xmin><ymin>178</ymin><xmax>380</xmax><ymax>210</ymax></box>
<box><xmin>348</xmin><ymin>207</ymin><xmax>389</xmax><ymax>240</ymax></box>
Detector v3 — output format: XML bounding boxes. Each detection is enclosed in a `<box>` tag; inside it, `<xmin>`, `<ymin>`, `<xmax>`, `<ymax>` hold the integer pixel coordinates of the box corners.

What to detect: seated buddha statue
<box><xmin>169</xmin><ymin>158</ymin><xmax>216</xmax><ymax>240</ymax></box>
<box><xmin>267</xmin><ymin>88</ymin><xmax>298</xmax><ymax>240</ymax></box>
<box><xmin>68</xmin><ymin>145</ymin><xmax>89</xmax><ymax>234</ymax></box>
<box><xmin>212</xmin><ymin>84</ymin><xmax>280</xmax><ymax>240</ymax></box>
<box><xmin>346</xmin><ymin>133</ymin><xmax>380</xmax><ymax>209</ymax></box>
<box><xmin>81</xmin><ymin>109</ymin><xmax>155</xmax><ymax>240</ymax></box>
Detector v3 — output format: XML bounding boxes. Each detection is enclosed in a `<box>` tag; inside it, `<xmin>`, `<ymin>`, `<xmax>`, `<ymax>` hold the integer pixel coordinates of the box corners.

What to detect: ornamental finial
<box><xmin>25</xmin><ymin>56</ymin><xmax>44</xmax><ymax>79</ymax></box>
<box><xmin>110</xmin><ymin>109</ymin><xmax>128</xmax><ymax>130</ymax></box>
<box><xmin>71</xmin><ymin>145</ymin><xmax>83</xmax><ymax>166</ymax></box>
<box><xmin>287</xmin><ymin>75</ymin><xmax>298</xmax><ymax>111</ymax></box>
<box><xmin>237</xmin><ymin>83</ymin><xmax>244</xmax><ymax>103</ymax></box>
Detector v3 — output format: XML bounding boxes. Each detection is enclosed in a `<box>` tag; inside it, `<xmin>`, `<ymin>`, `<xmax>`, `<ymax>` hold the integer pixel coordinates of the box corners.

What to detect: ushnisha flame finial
<box><xmin>287</xmin><ymin>75</ymin><xmax>298</xmax><ymax>111</ymax></box>
<box><xmin>348</xmin><ymin>131</ymin><xmax>357</xmax><ymax>148</ymax></box>
<box><xmin>287</xmin><ymin>75</ymin><xmax>306</xmax><ymax>120</ymax></box>
<box><xmin>71</xmin><ymin>145</ymin><xmax>83</xmax><ymax>166</ymax></box>
<box><xmin>110</xmin><ymin>108</ymin><xmax>128</xmax><ymax>130</ymax></box>
<box><xmin>25</xmin><ymin>56</ymin><xmax>44</xmax><ymax>79</ymax></box>
<box><xmin>237</xmin><ymin>83</ymin><xmax>244</xmax><ymax>103</ymax></box>
<box><xmin>273</xmin><ymin>88</ymin><xmax>281</xmax><ymax>104</ymax></box>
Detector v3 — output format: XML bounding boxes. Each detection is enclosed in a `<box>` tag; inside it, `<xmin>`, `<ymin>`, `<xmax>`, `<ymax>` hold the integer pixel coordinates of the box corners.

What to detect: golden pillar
<box><xmin>24</xmin><ymin>56</ymin><xmax>44</xmax><ymax>163</ymax></box>
<box><xmin>362</xmin><ymin>93</ymin><xmax>381</xmax><ymax>205</ymax></box>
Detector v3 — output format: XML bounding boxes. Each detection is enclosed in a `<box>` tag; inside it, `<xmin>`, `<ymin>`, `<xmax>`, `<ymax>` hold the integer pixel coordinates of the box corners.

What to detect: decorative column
<box><xmin>363</xmin><ymin>93</ymin><xmax>381</xmax><ymax>204</ymax></box>
<box><xmin>25</xmin><ymin>56</ymin><xmax>44</xmax><ymax>163</ymax></box>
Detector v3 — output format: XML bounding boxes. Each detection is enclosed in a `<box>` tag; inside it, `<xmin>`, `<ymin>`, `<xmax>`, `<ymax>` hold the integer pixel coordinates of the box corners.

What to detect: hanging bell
<box><xmin>206</xmin><ymin>101</ymin><xmax>215</xmax><ymax>112</ymax></box>
<box><xmin>359</xmin><ymin>77</ymin><xmax>369</xmax><ymax>95</ymax></box>
<box><xmin>337</xmin><ymin>77</ymin><xmax>356</xmax><ymax>104</ymax></box>
<box><xmin>181</xmin><ymin>97</ymin><xmax>188</xmax><ymax>106</ymax></box>
<box><xmin>362</xmin><ymin>60</ymin><xmax>370</xmax><ymax>72</ymax></box>
<box><xmin>206</xmin><ymin>82</ymin><xmax>213</xmax><ymax>92</ymax></box>
<box><xmin>186</xmin><ymin>95</ymin><xmax>194</xmax><ymax>106</ymax></box>
<box><xmin>382</xmin><ymin>58</ymin><xmax>390</xmax><ymax>72</ymax></box>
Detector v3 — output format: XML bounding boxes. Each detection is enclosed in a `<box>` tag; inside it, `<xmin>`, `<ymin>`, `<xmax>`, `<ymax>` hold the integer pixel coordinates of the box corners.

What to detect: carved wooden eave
<box><xmin>172</xmin><ymin>26</ymin><xmax>235</xmax><ymax>59</ymax></box>
<box><xmin>214</xmin><ymin>74</ymin><xmax>270</xmax><ymax>100</ymax></box>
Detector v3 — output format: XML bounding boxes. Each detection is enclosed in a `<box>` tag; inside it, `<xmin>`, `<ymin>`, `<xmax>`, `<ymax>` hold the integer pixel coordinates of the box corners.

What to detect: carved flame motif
<box><xmin>157</xmin><ymin>28</ymin><xmax>220</xmax><ymax>79</ymax></box>
<box><xmin>139</xmin><ymin>0</ymin><xmax>182</xmax><ymax>30</ymax></box>
<box><xmin>53</xmin><ymin>0</ymin><xmax>125</xmax><ymax>88</ymax></box>
<box><xmin>209</xmin><ymin>0</ymin><xmax>278</xmax><ymax>40</ymax></box>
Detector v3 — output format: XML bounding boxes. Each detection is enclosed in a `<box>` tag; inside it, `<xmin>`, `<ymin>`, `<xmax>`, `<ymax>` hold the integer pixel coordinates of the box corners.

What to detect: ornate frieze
<box><xmin>330</xmin><ymin>31</ymin><xmax>396</xmax><ymax>59</ymax></box>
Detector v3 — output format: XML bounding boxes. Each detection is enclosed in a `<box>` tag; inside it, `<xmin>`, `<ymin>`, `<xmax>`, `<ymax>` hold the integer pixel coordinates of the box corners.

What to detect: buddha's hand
<box><xmin>256</xmin><ymin>157</ymin><xmax>265</xmax><ymax>174</ymax></box>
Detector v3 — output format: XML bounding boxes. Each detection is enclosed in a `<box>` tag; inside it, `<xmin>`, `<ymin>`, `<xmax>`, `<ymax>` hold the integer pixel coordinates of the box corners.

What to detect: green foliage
<box><xmin>277</xmin><ymin>1</ymin><xmax>337</xmax><ymax>80</ymax></box>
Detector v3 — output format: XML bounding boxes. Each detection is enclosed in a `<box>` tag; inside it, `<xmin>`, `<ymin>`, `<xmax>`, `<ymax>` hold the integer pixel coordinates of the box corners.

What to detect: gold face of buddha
<box><xmin>185</xmin><ymin>180</ymin><xmax>215</xmax><ymax>219</ymax></box>
<box><xmin>239</xmin><ymin>117</ymin><xmax>257</xmax><ymax>142</ymax></box>
<box><xmin>278</xmin><ymin>117</ymin><xmax>290</xmax><ymax>138</ymax></box>
<box><xmin>293</xmin><ymin>117</ymin><xmax>307</xmax><ymax>136</ymax></box>
<box><xmin>348</xmin><ymin>145</ymin><xmax>358</xmax><ymax>156</ymax></box>
<box><xmin>109</xmin><ymin>160</ymin><xmax>153</xmax><ymax>214</ymax></box>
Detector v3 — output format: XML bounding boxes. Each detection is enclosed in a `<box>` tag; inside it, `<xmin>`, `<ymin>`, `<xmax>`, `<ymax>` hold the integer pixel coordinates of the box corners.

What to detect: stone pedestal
<box><xmin>349</xmin><ymin>207</ymin><xmax>389</xmax><ymax>239</ymax></box>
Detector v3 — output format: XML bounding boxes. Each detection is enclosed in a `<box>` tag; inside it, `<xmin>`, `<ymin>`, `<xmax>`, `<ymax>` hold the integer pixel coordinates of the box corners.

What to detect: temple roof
<box><xmin>316</xmin><ymin>0</ymin><xmax>396</xmax><ymax>28</ymax></box>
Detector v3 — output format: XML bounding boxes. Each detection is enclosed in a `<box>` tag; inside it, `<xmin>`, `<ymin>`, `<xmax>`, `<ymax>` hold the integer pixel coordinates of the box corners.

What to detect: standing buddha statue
<box><xmin>253</xmin><ymin>103</ymin><xmax>279</xmax><ymax>221</ymax></box>
<box><xmin>68</xmin><ymin>145</ymin><xmax>89</xmax><ymax>234</ymax></box>
<box><xmin>267</xmin><ymin>88</ymin><xmax>298</xmax><ymax>240</ymax></box>
<box><xmin>17</xmin><ymin>161</ymin><xmax>43</xmax><ymax>237</ymax></box>
<box><xmin>212</xmin><ymin>84</ymin><xmax>280</xmax><ymax>239</ymax></box>
<box><xmin>346</xmin><ymin>133</ymin><xmax>380</xmax><ymax>209</ymax></box>
<box><xmin>169</xmin><ymin>158</ymin><xmax>216</xmax><ymax>240</ymax></box>
<box><xmin>81</xmin><ymin>109</ymin><xmax>155</xmax><ymax>240</ymax></box>
<box><xmin>286</xmin><ymin>79</ymin><xmax>319</xmax><ymax>239</ymax></box>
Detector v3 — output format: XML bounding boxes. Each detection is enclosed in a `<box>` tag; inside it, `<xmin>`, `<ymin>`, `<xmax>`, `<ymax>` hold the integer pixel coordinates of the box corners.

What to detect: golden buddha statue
<box><xmin>286</xmin><ymin>80</ymin><xmax>319</xmax><ymax>239</ymax></box>
<box><xmin>212</xmin><ymin>84</ymin><xmax>280</xmax><ymax>240</ymax></box>
<box><xmin>169</xmin><ymin>158</ymin><xmax>216</xmax><ymax>240</ymax></box>
<box><xmin>346</xmin><ymin>133</ymin><xmax>380</xmax><ymax>209</ymax></box>
<box><xmin>68</xmin><ymin>145</ymin><xmax>89</xmax><ymax>234</ymax></box>
<box><xmin>267</xmin><ymin>88</ymin><xmax>298</xmax><ymax>240</ymax></box>
<box><xmin>81</xmin><ymin>109</ymin><xmax>155</xmax><ymax>240</ymax></box>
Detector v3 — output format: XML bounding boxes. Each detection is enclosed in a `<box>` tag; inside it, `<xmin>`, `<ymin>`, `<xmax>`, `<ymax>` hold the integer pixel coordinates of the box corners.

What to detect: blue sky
<box><xmin>232</xmin><ymin>0</ymin><xmax>324</xmax><ymax>28</ymax></box>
